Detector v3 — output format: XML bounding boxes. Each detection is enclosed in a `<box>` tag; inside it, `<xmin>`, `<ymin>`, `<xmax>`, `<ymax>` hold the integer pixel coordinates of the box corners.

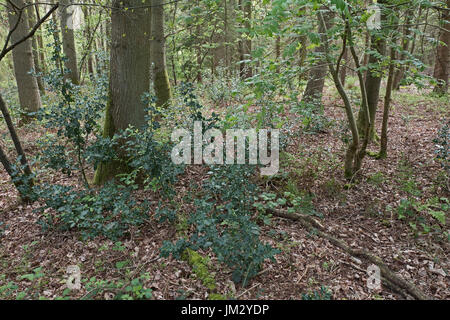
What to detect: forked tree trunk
<box><xmin>7</xmin><ymin>0</ymin><xmax>42</xmax><ymax>122</ymax></box>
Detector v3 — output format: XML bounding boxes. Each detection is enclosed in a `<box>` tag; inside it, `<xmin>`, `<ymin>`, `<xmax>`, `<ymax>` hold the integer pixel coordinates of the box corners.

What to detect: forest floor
<box><xmin>0</xmin><ymin>86</ymin><xmax>448</xmax><ymax>300</ymax></box>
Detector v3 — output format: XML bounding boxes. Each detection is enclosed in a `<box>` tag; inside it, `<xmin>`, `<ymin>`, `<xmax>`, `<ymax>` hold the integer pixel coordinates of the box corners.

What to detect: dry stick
<box><xmin>271</xmin><ymin>208</ymin><xmax>431</xmax><ymax>300</ymax></box>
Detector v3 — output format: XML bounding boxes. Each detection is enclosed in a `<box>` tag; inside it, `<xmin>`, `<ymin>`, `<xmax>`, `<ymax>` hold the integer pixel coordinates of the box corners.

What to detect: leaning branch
<box><xmin>271</xmin><ymin>208</ymin><xmax>431</xmax><ymax>300</ymax></box>
<box><xmin>0</xmin><ymin>3</ymin><xmax>59</xmax><ymax>62</ymax></box>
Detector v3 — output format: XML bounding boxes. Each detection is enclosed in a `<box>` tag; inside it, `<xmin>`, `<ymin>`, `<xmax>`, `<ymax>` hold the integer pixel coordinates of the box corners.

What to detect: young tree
<box><xmin>94</xmin><ymin>0</ymin><xmax>152</xmax><ymax>184</ymax></box>
<box><xmin>7</xmin><ymin>0</ymin><xmax>42</xmax><ymax>122</ymax></box>
<box><xmin>238</xmin><ymin>0</ymin><xmax>252</xmax><ymax>79</ymax></box>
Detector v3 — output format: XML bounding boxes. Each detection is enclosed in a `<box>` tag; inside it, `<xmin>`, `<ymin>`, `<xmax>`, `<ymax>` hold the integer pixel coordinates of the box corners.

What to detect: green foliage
<box><xmin>82</xmin><ymin>273</ymin><xmax>152</xmax><ymax>300</ymax></box>
<box><xmin>160</xmin><ymin>165</ymin><xmax>279</xmax><ymax>287</ymax></box>
<box><xmin>302</xmin><ymin>286</ymin><xmax>333</xmax><ymax>300</ymax></box>
<box><xmin>203</xmin><ymin>67</ymin><xmax>242</xmax><ymax>105</ymax></box>
<box><xmin>291</xmin><ymin>100</ymin><xmax>332</xmax><ymax>134</ymax></box>
<box><xmin>35</xmin><ymin>182</ymin><xmax>148</xmax><ymax>240</ymax></box>
<box><xmin>434</xmin><ymin>120</ymin><xmax>449</xmax><ymax>174</ymax></box>
<box><xmin>397</xmin><ymin>197</ymin><xmax>448</xmax><ymax>238</ymax></box>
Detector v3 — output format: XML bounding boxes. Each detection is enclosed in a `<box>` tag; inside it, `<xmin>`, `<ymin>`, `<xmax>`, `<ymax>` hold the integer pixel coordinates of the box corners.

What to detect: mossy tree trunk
<box><xmin>151</xmin><ymin>0</ymin><xmax>172</xmax><ymax>108</ymax></box>
<box><xmin>94</xmin><ymin>0</ymin><xmax>152</xmax><ymax>185</ymax></box>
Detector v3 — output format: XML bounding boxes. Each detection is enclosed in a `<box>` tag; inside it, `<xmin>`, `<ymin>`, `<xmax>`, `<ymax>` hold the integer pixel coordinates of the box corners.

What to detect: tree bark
<box><xmin>301</xmin><ymin>8</ymin><xmax>333</xmax><ymax>104</ymax></box>
<box><xmin>34</xmin><ymin>5</ymin><xmax>47</xmax><ymax>75</ymax></box>
<box><xmin>60</xmin><ymin>0</ymin><xmax>79</xmax><ymax>84</ymax></box>
<box><xmin>239</xmin><ymin>0</ymin><xmax>252</xmax><ymax>79</ymax></box>
<box><xmin>94</xmin><ymin>0</ymin><xmax>152</xmax><ymax>185</ymax></box>
<box><xmin>0</xmin><ymin>93</ymin><xmax>34</xmax><ymax>203</ymax></box>
<box><xmin>339</xmin><ymin>48</ymin><xmax>348</xmax><ymax>87</ymax></box>
<box><xmin>433</xmin><ymin>0</ymin><xmax>450</xmax><ymax>94</ymax></box>
<box><xmin>357</xmin><ymin>1</ymin><xmax>387</xmax><ymax>141</ymax></box>
<box><xmin>392</xmin><ymin>10</ymin><xmax>412</xmax><ymax>90</ymax></box>
<box><xmin>151</xmin><ymin>0</ymin><xmax>172</xmax><ymax>108</ymax></box>
<box><xmin>26</xmin><ymin>4</ymin><xmax>45</xmax><ymax>93</ymax></box>
<box><xmin>7</xmin><ymin>0</ymin><xmax>42</xmax><ymax>121</ymax></box>
<box><xmin>379</xmin><ymin>45</ymin><xmax>396</xmax><ymax>159</ymax></box>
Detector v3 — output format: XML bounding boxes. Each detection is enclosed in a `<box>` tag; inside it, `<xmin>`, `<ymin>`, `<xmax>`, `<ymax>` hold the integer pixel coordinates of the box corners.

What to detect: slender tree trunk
<box><xmin>151</xmin><ymin>0</ymin><xmax>172</xmax><ymax>107</ymax></box>
<box><xmin>392</xmin><ymin>11</ymin><xmax>412</xmax><ymax>90</ymax></box>
<box><xmin>0</xmin><ymin>93</ymin><xmax>34</xmax><ymax>202</ymax></box>
<box><xmin>362</xmin><ymin>31</ymin><xmax>370</xmax><ymax>78</ymax></box>
<box><xmin>26</xmin><ymin>4</ymin><xmax>44</xmax><ymax>93</ymax></box>
<box><xmin>433</xmin><ymin>0</ymin><xmax>450</xmax><ymax>94</ymax></box>
<box><xmin>357</xmin><ymin>1</ymin><xmax>387</xmax><ymax>141</ymax></box>
<box><xmin>50</xmin><ymin>0</ymin><xmax>63</xmax><ymax>72</ymax></box>
<box><xmin>379</xmin><ymin>45</ymin><xmax>396</xmax><ymax>159</ymax></box>
<box><xmin>239</xmin><ymin>0</ymin><xmax>252</xmax><ymax>79</ymax></box>
<box><xmin>82</xmin><ymin>5</ymin><xmax>95</xmax><ymax>81</ymax></box>
<box><xmin>60</xmin><ymin>0</ymin><xmax>79</xmax><ymax>84</ymax></box>
<box><xmin>275</xmin><ymin>35</ymin><xmax>281</xmax><ymax>73</ymax></box>
<box><xmin>297</xmin><ymin>35</ymin><xmax>308</xmax><ymax>83</ymax></box>
<box><xmin>34</xmin><ymin>5</ymin><xmax>46</xmax><ymax>75</ymax></box>
<box><xmin>7</xmin><ymin>0</ymin><xmax>42</xmax><ymax>122</ymax></box>
<box><xmin>340</xmin><ymin>48</ymin><xmax>348</xmax><ymax>87</ymax></box>
<box><xmin>301</xmin><ymin>8</ymin><xmax>333</xmax><ymax>104</ymax></box>
<box><xmin>94</xmin><ymin>0</ymin><xmax>152</xmax><ymax>185</ymax></box>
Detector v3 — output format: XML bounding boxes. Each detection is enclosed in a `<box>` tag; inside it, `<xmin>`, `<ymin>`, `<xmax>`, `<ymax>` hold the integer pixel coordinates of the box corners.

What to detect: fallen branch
<box><xmin>271</xmin><ymin>208</ymin><xmax>431</xmax><ymax>300</ymax></box>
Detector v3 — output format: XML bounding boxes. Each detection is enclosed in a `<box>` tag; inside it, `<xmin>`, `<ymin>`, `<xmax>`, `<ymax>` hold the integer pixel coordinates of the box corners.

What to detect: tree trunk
<box><xmin>7</xmin><ymin>0</ymin><xmax>42</xmax><ymax>121</ymax></box>
<box><xmin>151</xmin><ymin>0</ymin><xmax>172</xmax><ymax>108</ymax></box>
<box><xmin>60</xmin><ymin>0</ymin><xmax>79</xmax><ymax>84</ymax></box>
<box><xmin>34</xmin><ymin>5</ymin><xmax>47</xmax><ymax>75</ymax></box>
<box><xmin>357</xmin><ymin>1</ymin><xmax>387</xmax><ymax>141</ymax></box>
<box><xmin>82</xmin><ymin>5</ymin><xmax>95</xmax><ymax>81</ymax></box>
<box><xmin>26</xmin><ymin>4</ymin><xmax>45</xmax><ymax>93</ymax></box>
<box><xmin>379</xmin><ymin>45</ymin><xmax>396</xmax><ymax>159</ymax></box>
<box><xmin>0</xmin><ymin>93</ymin><xmax>34</xmax><ymax>203</ymax></box>
<box><xmin>433</xmin><ymin>0</ymin><xmax>450</xmax><ymax>94</ymax></box>
<box><xmin>50</xmin><ymin>0</ymin><xmax>63</xmax><ymax>73</ymax></box>
<box><xmin>392</xmin><ymin>11</ymin><xmax>412</xmax><ymax>90</ymax></box>
<box><xmin>340</xmin><ymin>48</ymin><xmax>348</xmax><ymax>87</ymax></box>
<box><xmin>94</xmin><ymin>0</ymin><xmax>152</xmax><ymax>185</ymax></box>
<box><xmin>275</xmin><ymin>35</ymin><xmax>281</xmax><ymax>73</ymax></box>
<box><xmin>239</xmin><ymin>0</ymin><xmax>252</xmax><ymax>79</ymax></box>
<box><xmin>301</xmin><ymin>8</ymin><xmax>333</xmax><ymax>104</ymax></box>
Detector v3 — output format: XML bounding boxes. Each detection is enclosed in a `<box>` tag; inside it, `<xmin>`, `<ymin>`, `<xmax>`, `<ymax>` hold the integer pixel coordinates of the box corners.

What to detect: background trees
<box><xmin>6</xmin><ymin>0</ymin><xmax>42</xmax><ymax>122</ymax></box>
<box><xmin>0</xmin><ymin>0</ymin><xmax>448</xmax><ymax>301</ymax></box>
